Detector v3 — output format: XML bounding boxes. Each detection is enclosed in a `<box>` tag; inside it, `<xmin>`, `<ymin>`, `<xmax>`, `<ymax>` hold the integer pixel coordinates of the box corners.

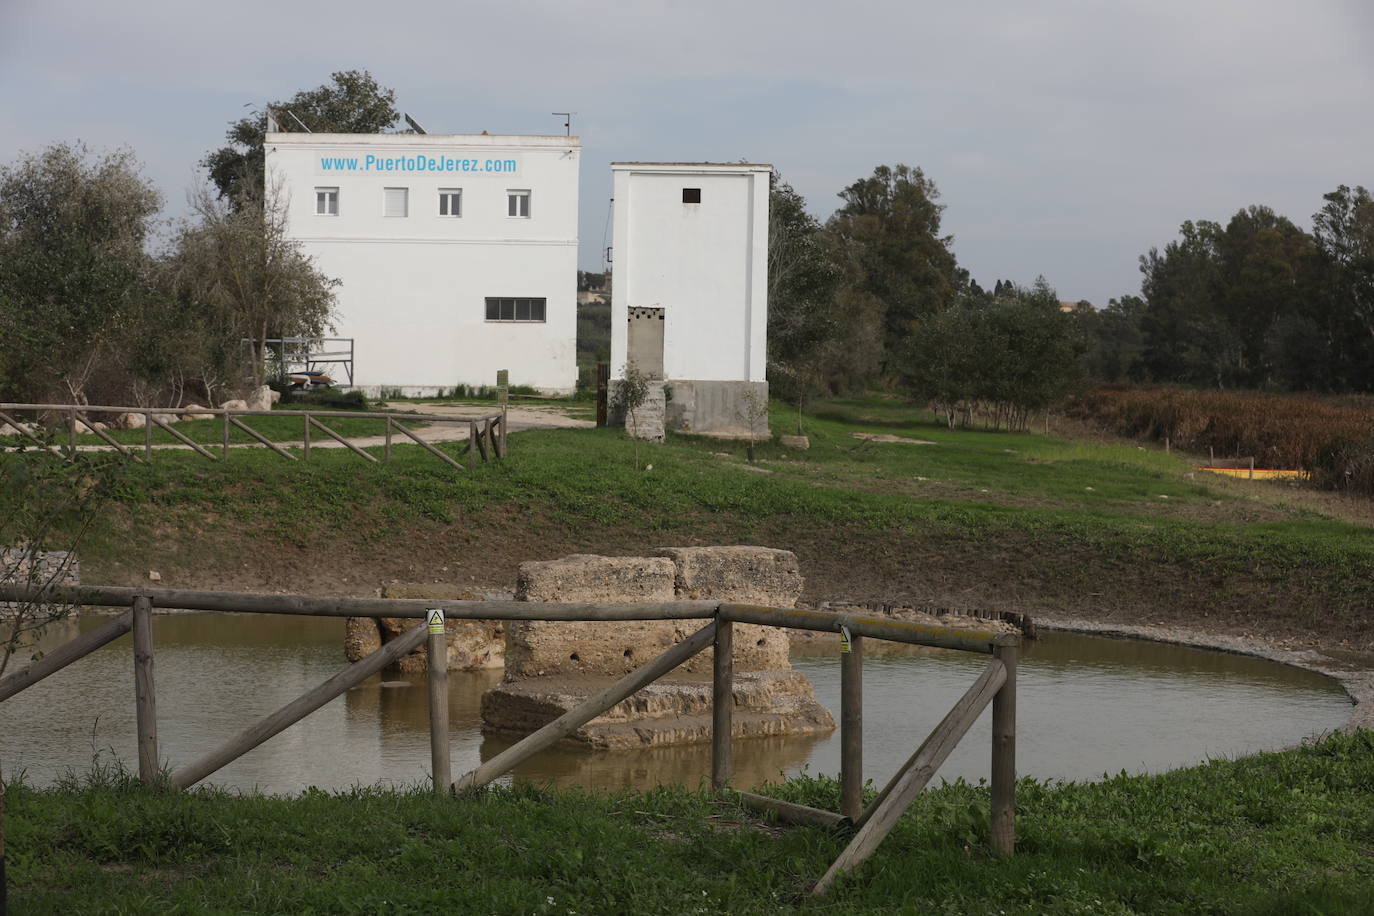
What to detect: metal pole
<box><xmin>840</xmin><ymin>630</ymin><xmax>864</xmax><ymax>821</ymax></box>
<box><xmin>711</xmin><ymin>619</ymin><xmax>733</xmax><ymax>790</ymax></box>
<box><xmin>426</xmin><ymin>609</ymin><xmax>451</xmax><ymax>796</ymax></box>
<box><xmin>132</xmin><ymin>594</ymin><xmax>159</xmax><ymax>784</ymax></box>
<box><xmin>990</xmin><ymin>643</ymin><xmax>1017</xmax><ymax>856</ymax></box>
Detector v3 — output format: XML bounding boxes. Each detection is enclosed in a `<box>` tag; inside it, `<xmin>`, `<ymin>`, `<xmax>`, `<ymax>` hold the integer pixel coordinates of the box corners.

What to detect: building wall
<box><xmin>609</xmin><ymin>164</ymin><xmax>770</xmax><ymax>385</ymax></box>
<box><xmin>267</xmin><ymin>133</ymin><xmax>580</xmax><ymax>393</ymax></box>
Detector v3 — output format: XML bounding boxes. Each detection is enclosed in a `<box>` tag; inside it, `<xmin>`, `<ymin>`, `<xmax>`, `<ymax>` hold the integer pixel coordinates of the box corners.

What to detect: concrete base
<box><xmin>663</xmin><ymin>379</ymin><xmax>769</xmax><ymax>437</ymax></box>
<box><xmin>481</xmin><ymin>670</ymin><xmax>835</xmax><ymax>749</ymax></box>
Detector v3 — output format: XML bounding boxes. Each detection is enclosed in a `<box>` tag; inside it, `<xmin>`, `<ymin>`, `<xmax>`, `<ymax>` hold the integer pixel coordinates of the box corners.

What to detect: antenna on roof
<box><xmin>552</xmin><ymin>112</ymin><xmax>571</xmax><ymax>136</ymax></box>
<box><xmin>283</xmin><ymin>109</ymin><xmax>312</xmax><ymax>133</ymax></box>
<box><xmin>404</xmin><ymin>113</ymin><xmax>427</xmax><ymax>134</ymax></box>
<box><xmin>266</xmin><ymin>107</ymin><xmax>280</xmax><ymax>133</ymax></box>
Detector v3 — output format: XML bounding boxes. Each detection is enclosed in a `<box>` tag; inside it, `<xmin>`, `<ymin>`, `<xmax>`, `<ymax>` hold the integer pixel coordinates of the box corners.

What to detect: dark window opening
<box><xmin>682</xmin><ymin>187</ymin><xmax>701</xmax><ymax>204</ymax></box>
<box><xmin>485</xmin><ymin>297</ymin><xmax>547</xmax><ymax>322</ymax></box>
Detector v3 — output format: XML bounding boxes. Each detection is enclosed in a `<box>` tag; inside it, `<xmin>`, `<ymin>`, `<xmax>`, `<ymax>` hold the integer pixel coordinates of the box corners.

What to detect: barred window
<box><xmin>485</xmin><ymin>297</ymin><xmax>547</xmax><ymax>322</ymax></box>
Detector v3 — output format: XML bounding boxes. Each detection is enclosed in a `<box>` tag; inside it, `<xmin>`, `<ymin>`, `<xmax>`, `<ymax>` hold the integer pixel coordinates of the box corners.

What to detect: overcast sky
<box><xmin>2</xmin><ymin>0</ymin><xmax>1371</xmax><ymax>305</ymax></box>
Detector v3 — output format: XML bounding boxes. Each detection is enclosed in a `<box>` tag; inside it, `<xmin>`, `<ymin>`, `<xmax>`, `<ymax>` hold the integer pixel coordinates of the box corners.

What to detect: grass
<box><xmin>6</xmin><ymin>730</ymin><xmax>1373</xmax><ymax>913</ymax></box>
<box><xmin>9</xmin><ymin>394</ymin><xmax>1374</xmax><ymax>640</ymax></box>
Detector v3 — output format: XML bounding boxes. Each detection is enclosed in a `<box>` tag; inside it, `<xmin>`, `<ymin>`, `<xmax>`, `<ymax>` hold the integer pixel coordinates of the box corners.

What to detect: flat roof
<box><xmin>612</xmin><ymin>161</ymin><xmax>771</xmax><ymax>168</ymax></box>
<box><xmin>268</xmin><ymin>132</ymin><xmax>580</xmax><ymax>148</ymax></box>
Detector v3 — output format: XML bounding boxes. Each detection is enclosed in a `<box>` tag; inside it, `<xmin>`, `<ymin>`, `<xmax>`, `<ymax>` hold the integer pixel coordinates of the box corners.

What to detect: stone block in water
<box><xmin>481</xmin><ymin>670</ymin><xmax>835</xmax><ymax>749</ymax></box>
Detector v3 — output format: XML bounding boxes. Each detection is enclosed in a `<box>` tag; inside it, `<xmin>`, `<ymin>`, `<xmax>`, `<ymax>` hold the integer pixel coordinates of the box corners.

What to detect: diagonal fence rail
<box><xmin>0</xmin><ymin>403</ymin><xmax>507</xmax><ymax>470</ymax></box>
<box><xmin>0</xmin><ymin>582</ymin><xmax>1021</xmax><ymax>895</ymax></box>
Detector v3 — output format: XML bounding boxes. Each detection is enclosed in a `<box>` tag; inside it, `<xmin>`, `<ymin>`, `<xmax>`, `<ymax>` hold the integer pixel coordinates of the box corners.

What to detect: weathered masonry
<box><xmin>268</xmin><ymin>132</ymin><xmax>581</xmax><ymax>395</ymax></box>
<box><xmin>610</xmin><ymin>162</ymin><xmax>771</xmax><ymax>436</ymax></box>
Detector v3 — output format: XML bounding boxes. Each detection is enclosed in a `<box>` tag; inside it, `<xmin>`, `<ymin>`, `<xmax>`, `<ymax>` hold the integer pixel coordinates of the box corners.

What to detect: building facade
<box><xmin>267</xmin><ymin>132</ymin><xmax>580</xmax><ymax>395</ymax></box>
<box><xmin>610</xmin><ymin>162</ymin><xmax>771</xmax><ymax>433</ymax></box>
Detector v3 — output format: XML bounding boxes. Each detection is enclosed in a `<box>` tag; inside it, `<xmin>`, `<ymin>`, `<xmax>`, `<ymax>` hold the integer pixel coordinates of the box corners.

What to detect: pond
<box><xmin>0</xmin><ymin>613</ymin><xmax>1352</xmax><ymax>795</ymax></box>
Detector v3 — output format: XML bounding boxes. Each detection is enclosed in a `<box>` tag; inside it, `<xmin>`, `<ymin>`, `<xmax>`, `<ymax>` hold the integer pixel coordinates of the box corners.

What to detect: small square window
<box><xmin>682</xmin><ymin>187</ymin><xmax>701</xmax><ymax>204</ymax></box>
<box><xmin>384</xmin><ymin>187</ymin><xmax>409</xmax><ymax>217</ymax></box>
<box><xmin>439</xmin><ymin>189</ymin><xmax>462</xmax><ymax>217</ymax></box>
<box><xmin>507</xmin><ymin>190</ymin><xmax>530</xmax><ymax>218</ymax></box>
<box><xmin>315</xmin><ymin>187</ymin><xmax>339</xmax><ymax>216</ymax></box>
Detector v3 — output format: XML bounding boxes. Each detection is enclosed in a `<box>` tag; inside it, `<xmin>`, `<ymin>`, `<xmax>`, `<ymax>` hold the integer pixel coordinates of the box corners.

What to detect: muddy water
<box><xmin>0</xmin><ymin>615</ymin><xmax>1351</xmax><ymax>795</ymax></box>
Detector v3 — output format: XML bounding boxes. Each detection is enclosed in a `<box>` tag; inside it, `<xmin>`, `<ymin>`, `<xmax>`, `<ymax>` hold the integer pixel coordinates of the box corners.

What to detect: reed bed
<box><xmin>1068</xmin><ymin>386</ymin><xmax>1374</xmax><ymax>496</ymax></box>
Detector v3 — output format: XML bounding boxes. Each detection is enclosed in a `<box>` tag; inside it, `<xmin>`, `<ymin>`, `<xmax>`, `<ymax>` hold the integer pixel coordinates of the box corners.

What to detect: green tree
<box><xmin>827</xmin><ymin>164</ymin><xmax>960</xmax><ymax>372</ymax></box>
<box><xmin>1312</xmin><ymin>185</ymin><xmax>1374</xmax><ymax>388</ymax></box>
<box><xmin>0</xmin><ymin>143</ymin><xmax>161</xmax><ymax>403</ymax></box>
<box><xmin>1077</xmin><ymin>295</ymin><xmax>1147</xmax><ymax>383</ymax></box>
<box><xmin>901</xmin><ymin>278</ymin><xmax>1083</xmax><ymax>430</ymax></box>
<box><xmin>767</xmin><ymin>173</ymin><xmax>842</xmax><ymax>416</ymax></box>
<box><xmin>203</xmin><ymin>70</ymin><xmax>400</xmax><ymax>203</ymax></box>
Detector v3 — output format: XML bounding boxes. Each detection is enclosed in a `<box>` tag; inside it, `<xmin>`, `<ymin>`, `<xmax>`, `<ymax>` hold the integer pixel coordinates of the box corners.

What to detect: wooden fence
<box><xmin>0</xmin><ymin>583</ymin><xmax>1021</xmax><ymax>896</ymax></box>
<box><xmin>0</xmin><ymin>404</ymin><xmax>506</xmax><ymax>470</ymax></box>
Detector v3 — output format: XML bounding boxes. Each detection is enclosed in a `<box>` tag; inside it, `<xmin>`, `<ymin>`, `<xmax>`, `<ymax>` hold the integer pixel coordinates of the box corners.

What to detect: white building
<box><xmin>610</xmin><ymin>162</ymin><xmax>771</xmax><ymax>433</ymax></box>
<box><xmin>267</xmin><ymin>132</ymin><xmax>580</xmax><ymax>395</ymax></box>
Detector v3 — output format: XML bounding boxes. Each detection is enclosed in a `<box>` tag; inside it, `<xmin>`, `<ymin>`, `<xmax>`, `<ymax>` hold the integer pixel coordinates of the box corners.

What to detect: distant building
<box><xmin>267</xmin><ymin>132</ymin><xmax>580</xmax><ymax>395</ymax></box>
<box><xmin>609</xmin><ymin>162</ymin><xmax>771</xmax><ymax>434</ymax></box>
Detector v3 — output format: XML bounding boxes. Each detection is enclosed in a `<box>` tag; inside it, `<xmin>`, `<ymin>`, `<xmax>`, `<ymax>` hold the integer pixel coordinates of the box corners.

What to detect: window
<box><xmin>315</xmin><ymin>187</ymin><xmax>339</xmax><ymax>216</ymax></box>
<box><xmin>485</xmin><ymin>297</ymin><xmax>547</xmax><ymax>322</ymax></box>
<box><xmin>438</xmin><ymin>188</ymin><xmax>462</xmax><ymax>217</ymax></box>
<box><xmin>384</xmin><ymin>187</ymin><xmax>409</xmax><ymax>217</ymax></box>
<box><xmin>682</xmin><ymin>187</ymin><xmax>701</xmax><ymax>204</ymax></box>
<box><xmin>507</xmin><ymin>190</ymin><xmax>530</xmax><ymax>218</ymax></box>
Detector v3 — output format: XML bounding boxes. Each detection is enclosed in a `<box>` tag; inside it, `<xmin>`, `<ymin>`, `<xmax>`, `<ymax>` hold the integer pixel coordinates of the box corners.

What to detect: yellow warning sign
<box><xmin>839</xmin><ymin>625</ymin><xmax>852</xmax><ymax>654</ymax></box>
<box><xmin>426</xmin><ymin>608</ymin><xmax>445</xmax><ymax>634</ymax></box>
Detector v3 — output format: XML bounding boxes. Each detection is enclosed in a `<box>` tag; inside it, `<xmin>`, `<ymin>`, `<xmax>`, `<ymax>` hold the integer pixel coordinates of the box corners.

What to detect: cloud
<box><xmin>1</xmin><ymin>0</ymin><xmax>1370</xmax><ymax>303</ymax></box>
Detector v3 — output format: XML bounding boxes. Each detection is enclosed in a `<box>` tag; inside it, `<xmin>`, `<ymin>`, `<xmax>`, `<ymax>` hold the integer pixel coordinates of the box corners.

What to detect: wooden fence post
<box><xmin>426</xmin><ymin>609</ymin><xmax>451</xmax><ymax>797</ymax></box>
<box><xmin>990</xmin><ymin>643</ymin><xmax>1017</xmax><ymax>856</ymax></box>
<box><xmin>712</xmin><ymin>618</ymin><xmax>733</xmax><ymax>790</ymax></box>
<box><xmin>467</xmin><ymin>421</ymin><xmax>477</xmax><ymax>470</ymax></box>
<box><xmin>68</xmin><ymin>407</ymin><xmax>76</xmax><ymax>453</ymax></box>
<box><xmin>132</xmin><ymin>594</ymin><xmax>159</xmax><ymax>784</ymax></box>
<box><xmin>144</xmin><ymin>412</ymin><xmax>152</xmax><ymax>460</ymax></box>
<box><xmin>840</xmin><ymin>630</ymin><xmax>864</xmax><ymax>821</ymax></box>
<box><xmin>303</xmin><ymin>413</ymin><xmax>311</xmax><ymax>460</ymax></box>
<box><xmin>384</xmin><ymin>418</ymin><xmax>392</xmax><ymax>463</ymax></box>
<box><xmin>222</xmin><ymin>410</ymin><xmax>230</xmax><ymax>460</ymax></box>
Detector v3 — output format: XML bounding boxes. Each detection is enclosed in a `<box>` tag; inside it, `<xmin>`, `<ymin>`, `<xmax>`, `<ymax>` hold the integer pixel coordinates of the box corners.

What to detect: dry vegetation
<box><xmin>1068</xmin><ymin>386</ymin><xmax>1374</xmax><ymax>496</ymax></box>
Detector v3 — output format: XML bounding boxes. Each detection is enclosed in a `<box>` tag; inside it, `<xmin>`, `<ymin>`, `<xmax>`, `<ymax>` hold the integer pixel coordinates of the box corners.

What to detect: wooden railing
<box><xmin>0</xmin><ymin>583</ymin><xmax>1021</xmax><ymax>896</ymax></box>
<box><xmin>0</xmin><ymin>404</ymin><xmax>506</xmax><ymax>470</ymax></box>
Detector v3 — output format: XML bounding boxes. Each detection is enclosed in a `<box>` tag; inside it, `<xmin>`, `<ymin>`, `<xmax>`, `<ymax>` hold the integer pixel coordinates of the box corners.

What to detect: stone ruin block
<box><xmin>655</xmin><ymin>545</ymin><xmax>799</xmax><ymax>672</ymax></box>
<box><xmin>505</xmin><ymin>555</ymin><xmax>679</xmax><ymax>678</ymax></box>
<box><xmin>344</xmin><ymin>583</ymin><xmax>503</xmax><ymax>673</ymax></box>
<box><xmin>2</xmin><ymin>548</ymin><xmax>79</xmax><ymax>615</ymax></box>
<box><xmin>483</xmin><ymin>547</ymin><xmax>833</xmax><ymax>748</ymax></box>
<box><xmin>482</xmin><ymin>670</ymin><xmax>835</xmax><ymax>750</ymax></box>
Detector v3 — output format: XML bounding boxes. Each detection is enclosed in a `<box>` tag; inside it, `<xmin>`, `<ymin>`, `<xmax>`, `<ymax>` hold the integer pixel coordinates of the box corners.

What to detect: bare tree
<box><xmin>171</xmin><ymin>175</ymin><xmax>338</xmax><ymax>391</ymax></box>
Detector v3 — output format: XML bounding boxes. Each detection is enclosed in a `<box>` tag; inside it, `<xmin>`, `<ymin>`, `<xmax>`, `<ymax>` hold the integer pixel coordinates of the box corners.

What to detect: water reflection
<box><xmin>0</xmin><ymin>613</ymin><xmax>1352</xmax><ymax>796</ymax></box>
